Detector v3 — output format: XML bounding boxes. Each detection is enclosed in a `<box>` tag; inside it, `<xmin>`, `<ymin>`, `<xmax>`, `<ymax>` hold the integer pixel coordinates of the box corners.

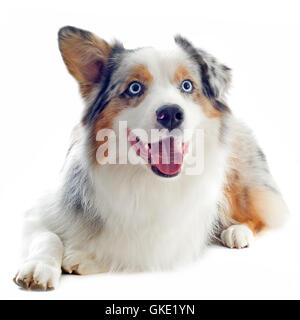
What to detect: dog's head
<box><xmin>58</xmin><ymin>26</ymin><xmax>231</xmax><ymax>178</ymax></box>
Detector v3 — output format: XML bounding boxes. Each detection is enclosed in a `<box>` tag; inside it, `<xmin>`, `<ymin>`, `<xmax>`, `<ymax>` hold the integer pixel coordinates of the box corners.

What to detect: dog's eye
<box><xmin>181</xmin><ymin>80</ymin><xmax>193</xmax><ymax>93</ymax></box>
<box><xmin>126</xmin><ymin>81</ymin><xmax>143</xmax><ymax>97</ymax></box>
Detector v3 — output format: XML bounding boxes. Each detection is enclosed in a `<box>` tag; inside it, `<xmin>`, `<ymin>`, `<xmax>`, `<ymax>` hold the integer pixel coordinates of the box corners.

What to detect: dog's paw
<box><xmin>221</xmin><ymin>224</ymin><xmax>254</xmax><ymax>249</ymax></box>
<box><xmin>62</xmin><ymin>254</ymin><xmax>107</xmax><ymax>275</ymax></box>
<box><xmin>62</xmin><ymin>253</ymin><xmax>88</xmax><ymax>274</ymax></box>
<box><xmin>62</xmin><ymin>259</ymin><xmax>81</xmax><ymax>274</ymax></box>
<box><xmin>62</xmin><ymin>259</ymin><xmax>95</xmax><ymax>275</ymax></box>
<box><xmin>14</xmin><ymin>260</ymin><xmax>61</xmax><ymax>290</ymax></box>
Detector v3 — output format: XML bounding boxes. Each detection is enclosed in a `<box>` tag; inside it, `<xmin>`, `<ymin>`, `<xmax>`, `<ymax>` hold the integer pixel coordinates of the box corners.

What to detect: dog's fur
<box><xmin>14</xmin><ymin>26</ymin><xmax>288</xmax><ymax>290</ymax></box>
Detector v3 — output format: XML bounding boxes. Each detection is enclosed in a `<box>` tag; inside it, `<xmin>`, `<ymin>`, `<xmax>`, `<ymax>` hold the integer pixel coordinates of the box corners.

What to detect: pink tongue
<box><xmin>151</xmin><ymin>138</ymin><xmax>183</xmax><ymax>175</ymax></box>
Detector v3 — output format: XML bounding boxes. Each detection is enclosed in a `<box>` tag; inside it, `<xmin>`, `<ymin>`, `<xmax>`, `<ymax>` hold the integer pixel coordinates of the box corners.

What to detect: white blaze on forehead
<box><xmin>118</xmin><ymin>46</ymin><xmax>200</xmax><ymax>87</ymax></box>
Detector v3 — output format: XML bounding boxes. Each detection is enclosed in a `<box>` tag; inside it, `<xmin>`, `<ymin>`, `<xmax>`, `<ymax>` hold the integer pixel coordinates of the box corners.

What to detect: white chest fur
<box><xmin>61</xmin><ymin>155</ymin><xmax>225</xmax><ymax>273</ymax></box>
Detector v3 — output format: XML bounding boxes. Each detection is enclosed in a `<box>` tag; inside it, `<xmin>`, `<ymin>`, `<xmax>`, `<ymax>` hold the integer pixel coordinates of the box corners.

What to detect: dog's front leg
<box><xmin>14</xmin><ymin>231</ymin><xmax>63</xmax><ymax>290</ymax></box>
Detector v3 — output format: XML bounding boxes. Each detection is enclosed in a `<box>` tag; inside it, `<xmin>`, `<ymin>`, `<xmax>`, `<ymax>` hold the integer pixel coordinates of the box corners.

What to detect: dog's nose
<box><xmin>156</xmin><ymin>104</ymin><xmax>184</xmax><ymax>131</ymax></box>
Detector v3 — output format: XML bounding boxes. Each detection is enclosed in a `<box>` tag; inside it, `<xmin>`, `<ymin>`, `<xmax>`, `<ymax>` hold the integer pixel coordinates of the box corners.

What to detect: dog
<box><xmin>14</xmin><ymin>26</ymin><xmax>288</xmax><ymax>290</ymax></box>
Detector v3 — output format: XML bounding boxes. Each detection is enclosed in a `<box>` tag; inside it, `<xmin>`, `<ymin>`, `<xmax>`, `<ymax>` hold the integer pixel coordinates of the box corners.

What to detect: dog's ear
<box><xmin>58</xmin><ymin>26</ymin><xmax>112</xmax><ymax>97</ymax></box>
<box><xmin>175</xmin><ymin>36</ymin><xmax>231</xmax><ymax>102</ymax></box>
<box><xmin>197</xmin><ymin>48</ymin><xmax>231</xmax><ymax>101</ymax></box>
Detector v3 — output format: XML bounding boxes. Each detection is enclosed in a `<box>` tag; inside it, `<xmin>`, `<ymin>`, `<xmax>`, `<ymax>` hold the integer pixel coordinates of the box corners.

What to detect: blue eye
<box><xmin>127</xmin><ymin>81</ymin><xmax>143</xmax><ymax>97</ymax></box>
<box><xmin>181</xmin><ymin>79</ymin><xmax>193</xmax><ymax>93</ymax></box>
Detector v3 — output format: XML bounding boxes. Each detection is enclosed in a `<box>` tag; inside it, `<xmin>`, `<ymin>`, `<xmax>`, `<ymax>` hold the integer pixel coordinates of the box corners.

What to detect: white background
<box><xmin>0</xmin><ymin>0</ymin><xmax>300</xmax><ymax>300</ymax></box>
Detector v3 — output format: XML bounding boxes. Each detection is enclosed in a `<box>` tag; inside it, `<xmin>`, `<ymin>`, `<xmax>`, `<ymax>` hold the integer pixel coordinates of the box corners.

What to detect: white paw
<box><xmin>221</xmin><ymin>224</ymin><xmax>254</xmax><ymax>249</ymax></box>
<box><xmin>14</xmin><ymin>260</ymin><xmax>61</xmax><ymax>290</ymax></box>
<box><xmin>62</xmin><ymin>258</ymin><xmax>80</xmax><ymax>274</ymax></box>
<box><xmin>62</xmin><ymin>254</ymin><xmax>107</xmax><ymax>275</ymax></box>
<box><xmin>62</xmin><ymin>254</ymin><xmax>92</xmax><ymax>275</ymax></box>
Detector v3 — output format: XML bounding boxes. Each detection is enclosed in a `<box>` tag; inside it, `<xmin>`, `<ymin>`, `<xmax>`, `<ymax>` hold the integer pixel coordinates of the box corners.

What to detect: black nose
<box><xmin>156</xmin><ymin>104</ymin><xmax>184</xmax><ymax>131</ymax></box>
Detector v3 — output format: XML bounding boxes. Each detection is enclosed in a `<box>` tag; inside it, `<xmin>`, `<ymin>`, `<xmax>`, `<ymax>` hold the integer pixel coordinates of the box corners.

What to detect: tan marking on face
<box><xmin>91</xmin><ymin>96</ymin><xmax>144</xmax><ymax>163</ymax></box>
<box><xmin>92</xmin><ymin>99</ymin><xmax>124</xmax><ymax>162</ymax></box>
<box><xmin>91</xmin><ymin>64</ymin><xmax>153</xmax><ymax>163</ymax></box>
<box><xmin>122</xmin><ymin>64</ymin><xmax>153</xmax><ymax>94</ymax></box>
<box><xmin>222</xmin><ymin>167</ymin><xmax>266</xmax><ymax>234</ymax></box>
<box><xmin>174</xmin><ymin>65</ymin><xmax>221</xmax><ymax>118</ymax></box>
<box><xmin>173</xmin><ymin>65</ymin><xmax>195</xmax><ymax>84</ymax></box>
<box><xmin>194</xmin><ymin>92</ymin><xmax>221</xmax><ymax>118</ymax></box>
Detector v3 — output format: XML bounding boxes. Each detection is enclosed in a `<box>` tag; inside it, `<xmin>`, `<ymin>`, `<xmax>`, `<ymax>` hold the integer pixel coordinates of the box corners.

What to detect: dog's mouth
<box><xmin>128</xmin><ymin>130</ymin><xmax>189</xmax><ymax>178</ymax></box>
